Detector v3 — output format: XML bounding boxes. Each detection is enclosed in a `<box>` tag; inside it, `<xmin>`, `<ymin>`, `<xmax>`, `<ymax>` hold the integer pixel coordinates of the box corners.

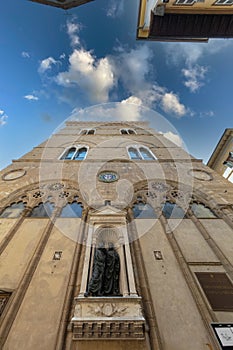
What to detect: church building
<box><xmin>0</xmin><ymin>120</ymin><xmax>233</xmax><ymax>350</ymax></box>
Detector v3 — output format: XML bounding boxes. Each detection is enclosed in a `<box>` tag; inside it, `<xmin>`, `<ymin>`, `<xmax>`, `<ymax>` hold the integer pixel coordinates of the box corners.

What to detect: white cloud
<box><xmin>122</xmin><ymin>96</ymin><xmax>142</xmax><ymax>106</ymax></box>
<box><xmin>107</xmin><ymin>0</ymin><xmax>124</xmax><ymax>18</ymax></box>
<box><xmin>56</xmin><ymin>49</ymin><xmax>115</xmax><ymax>103</ymax></box>
<box><xmin>199</xmin><ymin>110</ymin><xmax>215</xmax><ymax>118</ymax></box>
<box><xmin>182</xmin><ymin>65</ymin><xmax>208</xmax><ymax>93</ymax></box>
<box><xmin>36</xmin><ymin>19</ymin><xmax>188</xmax><ymax>116</ymax></box>
<box><xmin>161</xmin><ymin>131</ymin><xmax>184</xmax><ymax>147</ymax></box>
<box><xmin>110</xmin><ymin>45</ymin><xmax>188</xmax><ymax>116</ymax></box>
<box><xmin>70</xmin><ymin>100</ymin><xmax>145</xmax><ymax>122</ymax></box>
<box><xmin>0</xmin><ymin>110</ymin><xmax>8</xmax><ymax>126</ymax></box>
<box><xmin>161</xmin><ymin>92</ymin><xmax>186</xmax><ymax>117</ymax></box>
<box><xmin>166</xmin><ymin>40</ymin><xmax>232</xmax><ymax>66</ymax></box>
<box><xmin>67</xmin><ymin>20</ymin><xmax>81</xmax><ymax>47</ymax></box>
<box><xmin>60</xmin><ymin>53</ymin><xmax>66</xmax><ymax>60</ymax></box>
<box><xmin>113</xmin><ymin>97</ymin><xmax>143</xmax><ymax>121</ymax></box>
<box><xmin>21</xmin><ymin>51</ymin><xmax>30</xmax><ymax>58</ymax></box>
<box><xmin>24</xmin><ymin>94</ymin><xmax>39</xmax><ymax>101</ymax></box>
<box><xmin>165</xmin><ymin>40</ymin><xmax>233</xmax><ymax>94</ymax></box>
<box><xmin>112</xmin><ymin>45</ymin><xmax>152</xmax><ymax>94</ymax></box>
<box><xmin>38</xmin><ymin>57</ymin><xmax>57</xmax><ymax>73</ymax></box>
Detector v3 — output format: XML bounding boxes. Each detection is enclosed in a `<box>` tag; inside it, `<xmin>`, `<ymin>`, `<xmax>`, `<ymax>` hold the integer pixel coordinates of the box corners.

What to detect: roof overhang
<box><xmin>30</xmin><ymin>0</ymin><xmax>94</xmax><ymax>10</ymax></box>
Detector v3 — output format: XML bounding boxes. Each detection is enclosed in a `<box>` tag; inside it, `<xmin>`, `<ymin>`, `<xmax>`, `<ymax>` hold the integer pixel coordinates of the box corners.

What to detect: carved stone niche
<box><xmin>71</xmin><ymin>206</ymin><xmax>145</xmax><ymax>340</ymax></box>
<box><xmin>72</xmin><ymin>296</ymin><xmax>145</xmax><ymax>340</ymax></box>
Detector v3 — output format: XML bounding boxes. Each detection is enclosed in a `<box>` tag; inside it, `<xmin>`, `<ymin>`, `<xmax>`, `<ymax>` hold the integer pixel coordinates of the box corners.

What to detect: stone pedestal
<box><xmin>71</xmin><ymin>296</ymin><xmax>145</xmax><ymax>340</ymax></box>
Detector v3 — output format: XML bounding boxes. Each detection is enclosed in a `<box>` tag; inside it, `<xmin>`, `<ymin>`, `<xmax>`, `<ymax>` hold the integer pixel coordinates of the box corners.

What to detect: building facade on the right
<box><xmin>137</xmin><ymin>0</ymin><xmax>233</xmax><ymax>41</ymax></box>
<box><xmin>208</xmin><ymin>128</ymin><xmax>233</xmax><ymax>183</ymax></box>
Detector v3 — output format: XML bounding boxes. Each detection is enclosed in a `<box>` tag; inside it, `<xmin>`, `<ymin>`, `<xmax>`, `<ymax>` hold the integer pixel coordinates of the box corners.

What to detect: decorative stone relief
<box><xmin>72</xmin><ymin>296</ymin><xmax>145</xmax><ymax>340</ymax></box>
<box><xmin>48</xmin><ymin>182</ymin><xmax>64</xmax><ymax>191</ymax></box>
<box><xmin>88</xmin><ymin>303</ymin><xmax>128</xmax><ymax>317</ymax></box>
<box><xmin>98</xmin><ymin>171</ymin><xmax>119</xmax><ymax>183</ymax></box>
<box><xmin>2</xmin><ymin>169</ymin><xmax>26</xmax><ymax>181</ymax></box>
<box><xmin>150</xmin><ymin>182</ymin><xmax>169</xmax><ymax>192</ymax></box>
<box><xmin>72</xmin><ymin>320</ymin><xmax>145</xmax><ymax>340</ymax></box>
<box><xmin>33</xmin><ymin>191</ymin><xmax>45</xmax><ymax>199</ymax></box>
<box><xmin>188</xmin><ymin>169</ymin><xmax>213</xmax><ymax>181</ymax></box>
<box><xmin>0</xmin><ymin>291</ymin><xmax>11</xmax><ymax>316</ymax></box>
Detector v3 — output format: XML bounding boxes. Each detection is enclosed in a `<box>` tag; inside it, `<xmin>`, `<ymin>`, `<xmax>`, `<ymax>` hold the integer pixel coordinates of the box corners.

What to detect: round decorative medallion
<box><xmin>48</xmin><ymin>183</ymin><xmax>64</xmax><ymax>191</ymax></box>
<box><xmin>188</xmin><ymin>169</ymin><xmax>213</xmax><ymax>181</ymax></box>
<box><xmin>150</xmin><ymin>182</ymin><xmax>168</xmax><ymax>192</ymax></box>
<box><xmin>98</xmin><ymin>171</ymin><xmax>119</xmax><ymax>183</ymax></box>
<box><xmin>2</xmin><ymin>169</ymin><xmax>26</xmax><ymax>181</ymax></box>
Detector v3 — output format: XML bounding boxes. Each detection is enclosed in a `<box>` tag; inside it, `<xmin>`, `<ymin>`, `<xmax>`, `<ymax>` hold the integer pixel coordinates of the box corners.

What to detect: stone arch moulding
<box><xmin>71</xmin><ymin>207</ymin><xmax>145</xmax><ymax>341</ymax></box>
<box><xmin>0</xmin><ymin>180</ymin><xmax>86</xmax><ymax>212</ymax></box>
<box><xmin>132</xmin><ymin>178</ymin><xmax>226</xmax><ymax>214</ymax></box>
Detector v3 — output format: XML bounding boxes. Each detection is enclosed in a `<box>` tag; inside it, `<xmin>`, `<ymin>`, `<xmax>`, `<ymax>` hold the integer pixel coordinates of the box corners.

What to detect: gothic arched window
<box><xmin>80</xmin><ymin>129</ymin><xmax>95</xmax><ymax>135</ymax></box>
<box><xmin>133</xmin><ymin>202</ymin><xmax>157</xmax><ymax>219</ymax></box>
<box><xmin>128</xmin><ymin>145</ymin><xmax>156</xmax><ymax>160</ymax></box>
<box><xmin>29</xmin><ymin>202</ymin><xmax>54</xmax><ymax>218</ymax></box>
<box><xmin>128</xmin><ymin>147</ymin><xmax>141</xmax><ymax>160</ymax></box>
<box><xmin>191</xmin><ymin>202</ymin><xmax>217</xmax><ymax>218</ymax></box>
<box><xmin>73</xmin><ymin>147</ymin><xmax>88</xmax><ymax>160</ymax></box>
<box><xmin>139</xmin><ymin>147</ymin><xmax>155</xmax><ymax>160</ymax></box>
<box><xmin>120</xmin><ymin>129</ymin><xmax>136</xmax><ymax>135</ymax></box>
<box><xmin>0</xmin><ymin>202</ymin><xmax>25</xmax><ymax>218</ymax></box>
<box><xmin>162</xmin><ymin>201</ymin><xmax>186</xmax><ymax>219</ymax></box>
<box><xmin>60</xmin><ymin>146</ymin><xmax>88</xmax><ymax>160</ymax></box>
<box><xmin>59</xmin><ymin>202</ymin><xmax>83</xmax><ymax>218</ymax></box>
<box><xmin>61</xmin><ymin>147</ymin><xmax>76</xmax><ymax>160</ymax></box>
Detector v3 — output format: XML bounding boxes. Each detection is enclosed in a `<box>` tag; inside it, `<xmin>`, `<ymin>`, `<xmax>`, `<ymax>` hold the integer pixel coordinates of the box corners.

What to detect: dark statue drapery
<box><xmin>84</xmin><ymin>243</ymin><xmax>120</xmax><ymax>297</ymax></box>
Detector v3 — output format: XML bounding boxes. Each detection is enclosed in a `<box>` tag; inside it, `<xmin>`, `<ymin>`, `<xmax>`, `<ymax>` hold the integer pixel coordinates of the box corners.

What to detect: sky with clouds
<box><xmin>0</xmin><ymin>0</ymin><xmax>233</xmax><ymax>169</ymax></box>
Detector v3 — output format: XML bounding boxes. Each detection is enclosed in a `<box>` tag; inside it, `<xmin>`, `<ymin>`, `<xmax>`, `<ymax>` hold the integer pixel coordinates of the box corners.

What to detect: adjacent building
<box><xmin>137</xmin><ymin>0</ymin><xmax>233</xmax><ymax>41</ymax></box>
<box><xmin>0</xmin><ymin>120</ymin><xmax>233</xmax><ymax>350</ymax></box>
<box><xmin>30</xmin><ymin>0</ymin><xmax>94</xmax><ymax>10</ymax></box>
<box><xmin>208</xmin><ymin>128</ymin><xmax>233</xmax><ymax>183</ymax></box>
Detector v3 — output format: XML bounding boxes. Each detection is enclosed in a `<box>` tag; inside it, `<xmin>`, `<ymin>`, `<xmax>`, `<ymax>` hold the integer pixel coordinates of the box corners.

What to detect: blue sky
<box><xmin>0</xmin><ymin>0</ymin><xmax>233</xmax><ymax>169</ymax></box>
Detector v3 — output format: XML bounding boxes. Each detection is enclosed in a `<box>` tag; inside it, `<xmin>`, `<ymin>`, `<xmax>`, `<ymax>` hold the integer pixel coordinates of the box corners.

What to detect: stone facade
<box><xmin>0</xmin><ymin>121</ymin><xmax>233</xmax><ymax>350</ymax></box>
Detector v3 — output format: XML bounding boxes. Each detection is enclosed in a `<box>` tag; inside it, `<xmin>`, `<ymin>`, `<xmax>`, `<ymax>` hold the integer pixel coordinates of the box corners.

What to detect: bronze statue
<box><xmin>84</xmin><ymin>242</ymin><xmax>120</xmax><ymax>297</ymax></box>
<box><xmin>104</xmin><ymin>243</ymin><xmax>120</xmax><ymax>295</ymax></box>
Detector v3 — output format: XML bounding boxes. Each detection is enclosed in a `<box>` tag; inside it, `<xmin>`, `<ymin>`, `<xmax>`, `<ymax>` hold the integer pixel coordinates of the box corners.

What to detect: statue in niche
<box><xmin>104</xmin><ymin>243</ymin><xmax>120</xmax><ymax>296</ymax></box>
<box><xmin>84</xmin><ymin>242</ymin><xmax>106</xmax><ymax>297</ymax></box>
<box><xmin>84</xmin><ymin>242</ymin><xmax>120</xmax><ymax>297</ymax></box>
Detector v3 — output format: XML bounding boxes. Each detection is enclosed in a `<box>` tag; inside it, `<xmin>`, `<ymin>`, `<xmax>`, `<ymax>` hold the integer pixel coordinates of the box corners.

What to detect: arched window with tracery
<box><xmin>128</xmin><ymin>147</ymin><xmax>141</xmax><ymax>160</ymax></box>
<box><xmin>59</xmin><ymin>201</ymin><xmax>83</xmax><ymax>217</ymax></box>
<box><xmin>60</xmin><ymin>146</ymin><xmax>88</xmax><ymax>160</ymax></box>
<box><xmin>128</xmin><ymin>145</ymin><xmax>156</xmax><ymax>160</ymax></box>
<box><xmin>29</xmin><ymin>202</ymin><xmax>54</xmax><ymax>218</ymax></box>
<box><xmin>133</xmin><ymin>202</ymin><xmax>157</xmax><ymax>219</ymax></box>
<box><xmin>162</xmin><ymin>201</ymin><xmax>186</xmax><ymax>219</ymax></box>
<box><xmin>80</xmin><ymin>129</ymin><xmax>95</xmax><ymax>135</ymax></box>
<box><xmin>0</xmin><ymin>202</ymin><xmax>25</xmax><ymax>218</ymax></box>
<box><xmin>61</xmin><ymin>147</ymin><xmax>76</xmax><ymax>160</ymax></box>
<box><xmin>120</xmin><ymin>129</ymin><xmax>136</xmax><ymax>135</ymax></box>
<box><xmin>190</xmin><ymin>202</ymin><xmax>217</xmax><ymax>218</ymax></box>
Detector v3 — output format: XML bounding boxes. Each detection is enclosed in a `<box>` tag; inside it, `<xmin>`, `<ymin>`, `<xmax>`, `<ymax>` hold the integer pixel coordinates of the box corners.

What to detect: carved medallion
<box><xmin>48</xmin><ymin>182</ymin><xmax>64</xmax><ymax>191</ymax></box>
<box><xmin>98</xmin><ymin>171</ymin><xmax>119</xmax><ymax>183</ymax></box>
<box><xmin>150</xmin><ymin>182</ymin><xmax>169</xmax><ymax>192</ymax></box>
<box><xmin>2</xmin><ymin>169</ymin><xmax>26</xmax><ymax>181</ymax></box>
<box><xmin>188</xmin><ymin>169</ymin><xmax>213</xmax><ymax>181</ymax></box>
<box><xmin>88</xmin><ymin>303</ymin><xmax>128</xmax><ymax>317</ymax></box>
